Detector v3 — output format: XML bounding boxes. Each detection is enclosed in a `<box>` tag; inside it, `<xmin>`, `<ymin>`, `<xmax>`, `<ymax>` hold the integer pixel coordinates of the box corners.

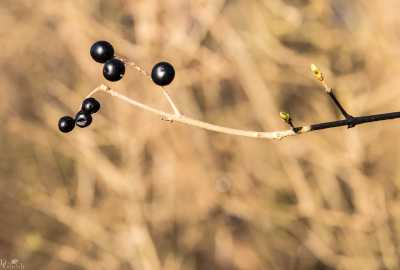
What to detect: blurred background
<box><xmin>2</xmin><ymin>0</ymin><xmax>400</xmax><ymax>269</ymax></box>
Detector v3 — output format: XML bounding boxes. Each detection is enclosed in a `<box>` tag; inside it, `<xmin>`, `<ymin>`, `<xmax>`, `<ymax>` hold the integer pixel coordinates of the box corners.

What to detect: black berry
<box><xmin>90</xmin><ymin>41</ymin><xmax>115</xmax><ymax>63</ymax></box>
<box><xmin>103</xmin><ymin>58</ymin><xmax>125</xmax><ymax>82</ymax></box>
<box><xmin>75</xmin><ymin>111</ymin><xmax>92</xmax><ymax>128</ymax></box>
<box><xmin>151</xmin><ymin>62</ymin><xmax>175</xmax><ymax>86</ymax></box>
<box><xmin>58</xmin><ymin>116</ymin><xmax>75</xmax><ymax>133</ymax></box>
<box><xmin>82</xmin><ymin>97</ymin><xmax>101</xmax><ymax>114</ymax></box>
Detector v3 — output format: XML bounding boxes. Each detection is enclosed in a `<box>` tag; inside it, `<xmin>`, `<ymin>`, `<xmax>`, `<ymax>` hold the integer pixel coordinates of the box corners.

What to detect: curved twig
<box><xmin>86</xmin><ymin>84</ymin><xmax>400</xmax><ymax>140</ymax></box>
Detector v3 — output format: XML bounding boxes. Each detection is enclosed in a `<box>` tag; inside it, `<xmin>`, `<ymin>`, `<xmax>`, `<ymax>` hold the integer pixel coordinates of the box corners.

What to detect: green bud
<box><xmin>279</xmin><ymin>112</ymin><xmax>291</xmax><ymax>122</ymax></box>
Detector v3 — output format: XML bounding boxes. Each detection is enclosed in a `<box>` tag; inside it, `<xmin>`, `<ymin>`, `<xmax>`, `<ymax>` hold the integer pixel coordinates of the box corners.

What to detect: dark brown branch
<box><xmin>295</xmin><ymin>111</ymin><xmax>400</xmax><ymax>133</ymax></box>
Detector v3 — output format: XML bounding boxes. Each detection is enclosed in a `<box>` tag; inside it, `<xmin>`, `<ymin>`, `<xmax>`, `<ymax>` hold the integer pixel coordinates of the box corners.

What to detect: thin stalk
<box><xmin>328</xmin><ymin>91</ymin><xmax>353</xmax><ymax>119</ymax></box>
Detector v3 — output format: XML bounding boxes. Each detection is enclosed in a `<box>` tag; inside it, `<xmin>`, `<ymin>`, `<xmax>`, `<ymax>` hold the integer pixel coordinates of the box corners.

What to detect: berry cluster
<box><xmin>58</xmin><ymin>40</ymin><xmax>176</xmax><ymax>133</ymax></box>
<box><xmin>90</xmin><ymin>40</ymin><xmax>175</xmax><ymax>85</ymax></box>
<box><xmin>58</xmin><ymin>98</ymin><xmax>101</xmax><ymax>133</ymax></box>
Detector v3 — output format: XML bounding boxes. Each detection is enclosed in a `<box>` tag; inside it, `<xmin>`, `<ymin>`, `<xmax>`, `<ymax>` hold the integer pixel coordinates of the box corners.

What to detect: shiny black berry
<box><xmin>58</xmin><ymin>116</ymin><xmax>75</xmax><ymax>133</ymax></box>
<box><xmin>103</xmin><ymin>58</ymin><xmax>125</xmax><ymax>82</ymax></box>
<box><xmin>151</xmin><ymin>62</ymin><xmax>175</xmax><ymax>86</ymax></box>
<box><xmin>90</xmin><ymin>41</ymin><xmax>115</xmax><ymax>63</ymax></box>
<box><xmin>75</xmin><ymin>111</ymin><xmax>92</xmax><ymax>128</ymax></box>
<box><xmin>82</xmin><ymin>97</ymin><xmax>101</xmax><ymax>114</ymax></box>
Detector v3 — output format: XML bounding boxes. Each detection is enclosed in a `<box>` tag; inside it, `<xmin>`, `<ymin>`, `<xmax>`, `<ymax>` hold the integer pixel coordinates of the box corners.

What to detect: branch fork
<box><xmin>116</xmin><ymin>56</ymin><xmax>182</xmax><ymax>117</ymax></box>
<box><xmin>311</xmin><ymin>64</ymin><xmax>355</xmax><ymax>127</ymax></box>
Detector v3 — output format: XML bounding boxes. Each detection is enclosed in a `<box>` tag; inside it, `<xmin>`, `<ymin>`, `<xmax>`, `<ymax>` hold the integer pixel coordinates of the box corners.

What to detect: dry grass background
<box><xmin>2</xmin><ymin>0</ymin><xmax>400</xmax><ymax>269</ymax></box>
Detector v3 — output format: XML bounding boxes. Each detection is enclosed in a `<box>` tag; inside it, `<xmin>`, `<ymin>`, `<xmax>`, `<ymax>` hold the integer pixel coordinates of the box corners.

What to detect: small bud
<box><xmin>310</xmin><ymin>64</ymin><xmax>324</xmax><ymax>81</ymax></box>
<box><xmin>280</xmin><ymin>112</ymin><xmax>291</xmax><ymax>122</ymax></box>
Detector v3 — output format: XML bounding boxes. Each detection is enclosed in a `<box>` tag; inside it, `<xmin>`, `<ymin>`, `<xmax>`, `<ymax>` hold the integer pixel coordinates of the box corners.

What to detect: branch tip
<box><xmin>279</xmin><ymin>112</ymin><xmax>290</xmax><ymax>122</ymax></box>
<box><xmin>280</xmin><ymin>112</ymin><xmax>295</xmax><ymax>129</ymax></box>
<box><xmin>310</xmin><ymin>64</ymin><xmax>324</xmax><ymax>82</ymax></box>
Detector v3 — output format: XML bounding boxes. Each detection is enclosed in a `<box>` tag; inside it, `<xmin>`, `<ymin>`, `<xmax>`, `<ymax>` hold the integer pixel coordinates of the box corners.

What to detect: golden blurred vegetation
<box><xmin>2</xmin><ymin>0</ymin><xmax>400</xmax><ymax>269</ymax></box>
